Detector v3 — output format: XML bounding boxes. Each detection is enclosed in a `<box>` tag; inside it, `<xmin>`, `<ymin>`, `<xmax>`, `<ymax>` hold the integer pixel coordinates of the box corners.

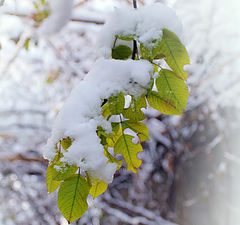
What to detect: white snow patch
<box><xmin>98</xmin><ymin>3</ymin><xmax>182</xmax><ymax>57</ymax></box>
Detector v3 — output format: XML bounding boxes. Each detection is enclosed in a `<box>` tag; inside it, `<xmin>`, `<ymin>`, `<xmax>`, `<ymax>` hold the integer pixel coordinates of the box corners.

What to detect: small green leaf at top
<box><xmin>112</xmin><ymin>45</ymin><xmax>132</xmax><ymax>60</ymax></box>
<box><xmin>58</xmin><ymin>174</ymin><xmax>90</xmax><ymax>224</ymax></box>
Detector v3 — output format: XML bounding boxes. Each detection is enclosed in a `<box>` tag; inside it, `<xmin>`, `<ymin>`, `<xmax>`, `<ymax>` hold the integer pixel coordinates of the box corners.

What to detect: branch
<box><xmin>0</xmin><ymin>153</ymin><xmax>48</xmax><ymax>164</ymax></box>
<box><xmin>102</xmin><ymin>194</ymin><xmax>178</xmax><ymax>225</ymax></box>
<box><xmin>4</xmin><ymin>12</ymin><xmax>105</xmax><ymax>25</ymax></box>
<box><xmin>131</xmin><ymin>0</ymin><xmax>138</xmax><ymax>60</ymax></box>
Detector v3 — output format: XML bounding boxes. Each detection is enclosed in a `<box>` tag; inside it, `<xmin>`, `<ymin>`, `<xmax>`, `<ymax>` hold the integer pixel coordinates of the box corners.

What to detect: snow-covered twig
<box><xmin>102</xmin><ymin>194</ymin><xmax>178</xmax><ymax>225</ymax></box>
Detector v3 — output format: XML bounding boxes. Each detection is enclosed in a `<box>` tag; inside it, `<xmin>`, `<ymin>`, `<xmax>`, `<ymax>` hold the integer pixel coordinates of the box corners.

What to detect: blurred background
<box><xmin>0</xmin><ymin>0</ymin><xmax>239</xmax><ymax>224</ymax></box>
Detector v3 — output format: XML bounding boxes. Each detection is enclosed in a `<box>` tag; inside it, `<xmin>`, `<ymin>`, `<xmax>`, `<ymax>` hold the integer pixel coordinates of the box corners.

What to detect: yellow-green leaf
<box><xmin>58</xmin><ymin>174</ymin><xmax>90</xmax><ymax>224</ymax></box>
<box><xmin>122</xmin><ymin>121</ymin><xmax>149</xmax><ymax>142</ymax></box>
<box><xmin>89</xmin><ymin>180</ymin><xmax>108</xmax><ymax>199</ymax></box>
<box><xmin>157</xmin><ymin>29</ymin><xmax>190</xmax><ymax>81</ymax></box>
<box><xmin>114</xmin><ymin>134</ymin><xmax>143</xmax><ymax>173</ymax></box>
<box><xmin>155</xmin><ymin>69</ymin><xmax>189</xmax><ymax>115</ymax></box>
<box><xmin>46</xmin><ymin>165</ymin><xmax>61</xmax><ymax>193</ymax></box>
<box><xmin>147</xmin><ymin>91</ymin><xmax>182</xmax><ymax>115</ymax></box>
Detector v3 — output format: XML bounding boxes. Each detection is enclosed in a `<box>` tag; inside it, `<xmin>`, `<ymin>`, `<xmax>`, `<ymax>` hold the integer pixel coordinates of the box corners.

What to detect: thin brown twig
<box><xmin>74</xmin><ymin>0</ymin><xmax>90</xmax><ymax>8</ymax></box>
<box><xmin>0</xmin><ymin>154</ymin><xmax>48</xmax><ymax>163</ymax></box>
<box><xmin>4</xmin><ymin>12</ymin><xmax>105</xmax><ymax>25</ymax></box>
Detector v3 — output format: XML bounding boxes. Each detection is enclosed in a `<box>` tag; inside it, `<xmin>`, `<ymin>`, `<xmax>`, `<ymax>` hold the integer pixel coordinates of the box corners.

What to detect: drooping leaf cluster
<box><xmin>46</xmin><ymin>13</ymin><xmax>190</xmax><ymax>224</ymax></box>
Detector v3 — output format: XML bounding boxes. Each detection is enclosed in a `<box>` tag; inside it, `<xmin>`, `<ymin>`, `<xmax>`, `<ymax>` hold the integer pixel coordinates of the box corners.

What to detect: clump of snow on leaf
<box><xmin>39</xmin><ymin>0</ymin><xmax>73</xmax><ymax>35</ymax></box>
<box><xmin>98</xmin><ymin>3</ymin><xmax>182</xmax><ymax>57</ymax></box>
<box><xmin>43</xmin><ymin>59</ymin><xmax>153</xmax><ymax>183</ymax></box>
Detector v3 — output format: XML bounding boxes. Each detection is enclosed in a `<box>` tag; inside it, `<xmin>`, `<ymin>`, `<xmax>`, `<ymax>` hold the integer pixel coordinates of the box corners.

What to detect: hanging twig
<box><xmin>131</xmin><ymin>0</ymin><xmax>138</xmax><ymax>60</ymax></box>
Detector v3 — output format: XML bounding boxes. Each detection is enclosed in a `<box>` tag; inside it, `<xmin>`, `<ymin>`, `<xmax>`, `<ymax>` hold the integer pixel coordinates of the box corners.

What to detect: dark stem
<box><xmin>133</xmin><ymin>0</ymin><xmax>137</xmax><ymax>9</ymax></box>
<box><xmin>132</xmin><ymin>0</ymin><xmax>138</xmax><ymax>60</ymax></box>
<box><xmin>131</xmin><ymin>40</ymin><xmax>137</xmax><ymax>60</ymax></box>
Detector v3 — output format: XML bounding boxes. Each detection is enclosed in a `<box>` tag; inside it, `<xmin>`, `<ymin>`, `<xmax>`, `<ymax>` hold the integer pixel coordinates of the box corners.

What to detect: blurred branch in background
<box><xmin>4</xmin><ymin>12</ymin><xmax>105</xmax><ymax>25</ymax></box>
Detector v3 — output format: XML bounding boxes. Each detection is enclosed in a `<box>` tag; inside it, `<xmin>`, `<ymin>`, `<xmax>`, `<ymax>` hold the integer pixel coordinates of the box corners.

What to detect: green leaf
<box><xmin>156</xmin><ymin>29</ymin><xmax>190</xmax><ymax>80</ymax></box>
<box><xmin>89</xmin><ymin>180</ymin><xmax>108</xmax><ymax>199</ymax></box>
<box><xmin>122</xmin><ymin>121</ymin><xmax>149</xmax><ymax>142</ymax></box>
<box><xmin>114</xmin><ymin>134</ymin><xmax>143</xmax><ymax>173</ymax></box>
<box><xmin>155</xmin><ymin>69</ymin><xmax>189</xmax><ymax>115</ymax></box>
<box><xmin>61</xmin><ymin>137</ymin><xmax>72</xmax><ymax>151</ymax></box>
<box><xmin>108</xmin><ymin>92</ymin><xmax>125</xmax><ymax>115</ymax></box>
<box><xmin>147</xmin><ymin>91</ymin><xmax>182</xmax><ymax>115</ymax></box>
<box><xmin>46</xmin><ymin>165</ymin><xmax>61</xmax><ymax>193</ymax></box>
<box><xmin>112</xmin><ymin>45</ymin><xmax>132</xmax><ymax>60</ymax></box>
<box><xmin>52</xmin><ymin>162</ymin><xmax>78</xmax><ymax>181</ymax></box>
<box><xmin>123</xmin><ymin>95</ymin><xmax>147</xmax><ymax>121</ymax></box>
<box><xmin>58</xmin><ymin>174</ymin><xmax>90</xmax><ymax>224</ymax></box>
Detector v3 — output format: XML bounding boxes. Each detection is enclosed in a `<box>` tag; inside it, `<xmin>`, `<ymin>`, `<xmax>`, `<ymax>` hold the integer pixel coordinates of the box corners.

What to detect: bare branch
<box><xmin>4</xmin><ymin>12</ymin><xmax>105</xmax><ymax>25</ymax></box>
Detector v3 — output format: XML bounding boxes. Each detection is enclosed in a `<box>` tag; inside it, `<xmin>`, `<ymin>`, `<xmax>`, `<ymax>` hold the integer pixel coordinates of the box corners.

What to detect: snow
<box><xmin>98</xmin><ymin>3</ymin><xmax>182</xmax><ymax>57</ymax></box>
<box><xmin>44</xmin><ymin>59</ymin><xmax>153</xmax><ymax>183</ymax></box>
<box><xmin>38</xmin><ymin>0</ymin><xmax>73</xmax><ymax>35</ymax></box>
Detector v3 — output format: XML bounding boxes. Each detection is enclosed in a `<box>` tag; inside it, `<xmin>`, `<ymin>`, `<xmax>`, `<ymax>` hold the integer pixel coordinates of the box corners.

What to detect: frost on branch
<box><xmin>44</xmin><ymin>3</ymin><xmax>189</xmax><ymax>223</ymax></box>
